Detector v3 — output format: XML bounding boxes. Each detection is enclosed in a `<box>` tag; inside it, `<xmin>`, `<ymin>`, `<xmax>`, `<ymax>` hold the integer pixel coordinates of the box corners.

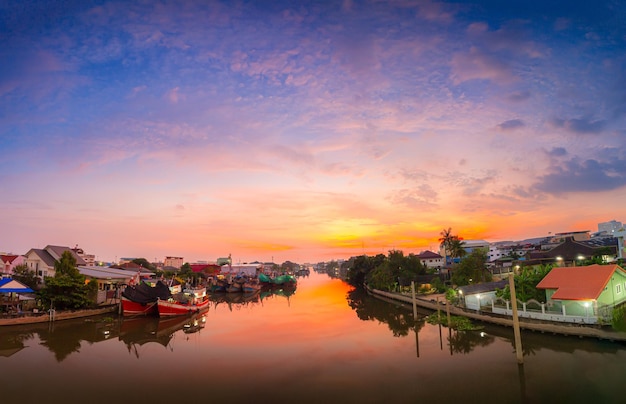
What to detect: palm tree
<box><xmin>439</xmin><ymin>228</ymin><xmax>454</xmax><ymax>264</ymax></box>
<box><xmin>449</xmin><ymin>237</ymin><xmax>467</xmax><ymax>262</ymax></box>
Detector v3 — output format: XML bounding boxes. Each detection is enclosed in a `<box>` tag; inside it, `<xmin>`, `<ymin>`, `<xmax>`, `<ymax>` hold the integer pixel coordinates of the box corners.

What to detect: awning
<box><xmin>0</xmin><ymin>278</ymin><xmax>35</xmax><ymax>293</ymax></box>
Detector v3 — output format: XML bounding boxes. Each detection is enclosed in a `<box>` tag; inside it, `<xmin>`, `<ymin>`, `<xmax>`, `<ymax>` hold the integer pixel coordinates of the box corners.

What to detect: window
<box><xmin>617</xmin><ymin>284</ymin><xmax>622</xmax><ymax>294</ymax></box>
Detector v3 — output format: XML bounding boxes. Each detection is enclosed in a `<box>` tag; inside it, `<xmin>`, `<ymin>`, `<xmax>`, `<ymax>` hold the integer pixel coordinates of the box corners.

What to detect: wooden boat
<box><xmin>157</xmin><ymin>296</ymin><xmax>210</xmax><ymax>316</ymax></box>
<box><xmin>242</xmin><ymin>278</ymin><xmax>261</xmax><ymax>293</ymax></box>
<box><xmin>157</xmin><ymin>285</ymin><xmax>210</xmax><ymax>317</ymax></box>
<box><xmin>225</xmin><ymin>280</ymin><xmax>243</xmax><ymax>293</ymax></box>
<box><xmin>121</xmin><ymin>281</ymin><xmax>173</xmax><ymax>316</ymax></box>
<box><xmin>258</xmin><ymin>272</ymin><xmax>297</xmax><ymax>287</ymax></box>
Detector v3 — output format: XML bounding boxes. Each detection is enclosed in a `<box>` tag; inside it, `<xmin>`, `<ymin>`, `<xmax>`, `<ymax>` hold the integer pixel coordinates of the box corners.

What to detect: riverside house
<box><xmin>536</xmin><ymin>264</ymin><xmax>626</xmax><ymax>320</ymax></box>
<box><xmin>492</xmin><ymin>264</ymin><xmax>626</xmax><ymax>324</ymax></box>
<box><xmin>24</xmin><ymin>245</ymin><xmax>87</xmax><ymax>283</ymax></box>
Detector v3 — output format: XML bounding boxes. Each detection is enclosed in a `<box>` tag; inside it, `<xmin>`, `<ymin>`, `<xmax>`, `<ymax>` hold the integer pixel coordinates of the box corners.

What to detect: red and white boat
<box><xmin>121</xmin><ymin>280</ymin><xmax>173</xmax><ymax>316</ymax></box>
<box><xmin>157</xmin><ymin>286</ymin><xmax>210</xmax><ymax>317</ymax></box>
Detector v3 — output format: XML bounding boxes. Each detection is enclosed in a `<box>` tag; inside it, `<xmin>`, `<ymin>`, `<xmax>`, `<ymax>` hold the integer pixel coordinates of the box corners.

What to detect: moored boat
<box><xmin>258</xmin><ymin>272</ymin><xmax>297</xmax><ymax>287</ymax></box>
<box><xmin>157</xmin><ymin>286</ymin><xmax>210</xmax><ymax>317</ymax></box>
<box><xmin>121</xmin><ymin>280</ymin><xmax>173</xmax><ymax>316</ymax></box>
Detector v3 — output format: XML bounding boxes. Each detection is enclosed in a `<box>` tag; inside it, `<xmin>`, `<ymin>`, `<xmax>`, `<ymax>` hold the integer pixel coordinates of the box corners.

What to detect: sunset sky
<box><xmin>1</xmin><ymin>0</ymin><xmax>625</xmax><ymax>264</ymax></box>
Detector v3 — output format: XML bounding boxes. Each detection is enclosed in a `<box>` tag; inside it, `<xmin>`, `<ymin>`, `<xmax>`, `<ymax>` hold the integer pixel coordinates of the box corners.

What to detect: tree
<box><xmin>38</xmin><ymin>251</ymin><xmax>93</xmax><ymax>310</ymax></box>
<box><xmin>12</xmin><ymin>264</ymin><xmax>40</xmax><ymax>289</ymax></box>
<box><xmin>439</xmin><ymin>227</ymin><xmax>454</xmax><ymax>262</ymax></box>
<box><xmin>449</xmin><ymin>238</ymin><xmax>467</xmax><ymax>262</ymax></box>
<box><xmin>451</xmin><ymin>248</ymin><xmax>490</xmax><ymax>286</ymax></box>
<box><xmin>439</xmin><ymin>228</ymin><xmax>466</xmax><ymax>264</ymax></box>
<box><xmin>132</xmin><ymin>258</ymin><xmax>156</xmax><ymax>271</ymax></box>
<box><xmin>496</xmin><ymin>264</ymin><xmax>553</xmax><ymax>302</ymax></box>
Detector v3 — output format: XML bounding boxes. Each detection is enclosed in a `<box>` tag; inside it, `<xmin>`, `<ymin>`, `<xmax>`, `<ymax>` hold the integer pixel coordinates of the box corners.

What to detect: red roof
<box><xmin>1</xmin><ymin>254</ymin><xmax>20</xmax><ymax>264</ymax></box>
<box><xmin>536</xmin><ymin>264</ymin><xmax>624</xmax><ymax>301</ymax></box>
<box><xmin>190</xmin><ymin>264</ymin><xmax>220</xmax><ymax>273</ymax></box>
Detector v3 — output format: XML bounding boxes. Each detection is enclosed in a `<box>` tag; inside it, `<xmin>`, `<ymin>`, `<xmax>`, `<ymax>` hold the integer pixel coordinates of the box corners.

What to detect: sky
<box><xmin>1</xmin><ymin>0</ymin><xmax>625</xmax><ymax>264</ymax></box>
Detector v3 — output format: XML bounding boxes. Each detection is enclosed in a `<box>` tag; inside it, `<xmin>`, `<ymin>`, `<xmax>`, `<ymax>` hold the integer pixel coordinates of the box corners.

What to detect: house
<box><xmin>526</xmin><ymin>236</ymin><xmax>617</xmax><ymax>266</ymax></box>
<box><xmin>457</xmin><ymin>279</ymin><xmax>508</xmax><ymax>311</ymax></box>
<box><xmin>23</xmin><ymin>245</ymin><xmax>87</xmax><ymax>281</ymax></box>
<box><xmin>416</xmin><ymin>250</ymin><xmax>444</xmax><ymax>270</ymax></box>
<box><xmin>536</xmin><ymin>264</ymin><xmax>626</xmax><ymax>318</ymax></box>
<box><xmin>77</xmin><ymin>266</ymin><xmax>140</xmax><ymax>304</ymax></box>
<box><xmin>1</xmin><ymin>254</ymin><xmax>25</xmax><ymax>276</ymax></box>
<box><xmin>222</xmin><ymin>263</ymin><xmax>261</xmax><ymax>277</ymax></box>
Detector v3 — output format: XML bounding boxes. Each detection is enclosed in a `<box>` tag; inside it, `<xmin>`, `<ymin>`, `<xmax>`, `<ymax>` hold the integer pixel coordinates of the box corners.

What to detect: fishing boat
<box><xmin>258</xmin><ymin>272</ymin><xmax>297</xmax><ymax>287</ymax></box>
<box><xmin>242</xmin><ymin>277</ymin><xmax>261</xmax><ymax>293</ymax></box>
<box><xmin>157</xmin><ymin>285</ymin><xmax>210</xmax><ymax>317</ymax></box>
<box><xmin>121</xmin><ymin>280</ymin><xmax>173</xmax><ymax>316</ymax></box>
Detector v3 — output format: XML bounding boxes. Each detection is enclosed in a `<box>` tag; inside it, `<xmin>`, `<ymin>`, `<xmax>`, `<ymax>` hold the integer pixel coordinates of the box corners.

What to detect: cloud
<box><xmin>533</xmin><ymin>156</ymin><xmax>626</xmax><ymax>194</ymax></box>
<box><xmin>550</xmin><ymin>117</ymin><xmax>607</xmax><ymax>134</ymax></box>
<box><xmin>388</xmin><ymin>184</ymin><xmax>438</xmax><ymax>210</ymax></box>
<box><xmin>546</xmin><ymin>147</ymin><xmax>568</xmax><ymax>157</ymax></box>
<box><xmin>450</xmin><ymin>47</ymin><xmax>515</xmax><ymax>85</ymax></box>
<box><xmin>496</xmin><ymin>119</ymin><xmax>525</xmax><ymax>131</ymax></box>
<box><xmin>446</xmin><ymin>170</ymin><xmax>499</xmax><ymax>197</ymax></box>
<box><xmin>506</xmin><ymin>91</ymin><xmax>530</xmax><ymax>102</ymax></box>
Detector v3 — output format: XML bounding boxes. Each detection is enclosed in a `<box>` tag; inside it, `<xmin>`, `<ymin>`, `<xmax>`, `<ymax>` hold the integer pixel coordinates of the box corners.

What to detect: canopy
<box><xmin>0</xmin><ymin>278</ymin><xmax>34</xmax><ymax>293</ymax></box>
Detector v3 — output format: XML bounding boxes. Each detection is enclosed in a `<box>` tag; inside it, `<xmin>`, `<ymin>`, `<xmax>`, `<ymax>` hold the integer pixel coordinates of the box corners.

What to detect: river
<box><xmin>2</xmin><ymin>271</ymin><xmax>625</xmax><ymax>404</ymax></box>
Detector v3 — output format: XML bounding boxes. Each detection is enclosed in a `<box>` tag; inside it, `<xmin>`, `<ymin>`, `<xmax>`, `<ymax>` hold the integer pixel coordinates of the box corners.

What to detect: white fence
<box><xmin>490</xmin><ymin>298</ymin><xmax>612</xmax><ymax>325</ymax></box>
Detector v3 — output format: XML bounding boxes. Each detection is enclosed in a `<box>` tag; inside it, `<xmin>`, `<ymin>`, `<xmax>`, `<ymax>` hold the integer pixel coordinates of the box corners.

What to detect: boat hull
<box><xmin>121</xmin><ymin>297</ymin><xmax>158</xmax><ymax>316</ymax></box>
<box><xmin>157</xmin><ymin>298</ymin><xmax>210</xmax><ymax>317</ymax></box>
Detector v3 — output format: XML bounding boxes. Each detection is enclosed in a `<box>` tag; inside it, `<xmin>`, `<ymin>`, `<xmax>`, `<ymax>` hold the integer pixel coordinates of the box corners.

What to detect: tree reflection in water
<box><xmin>347</xmin><ymin>287</ymin><xmax>498</xmax><ymax>354</ymax></box>
<box><xmin>347</xmin><ymin>287</ymin><xmax>425</xmax><ymax>337</ymax></box>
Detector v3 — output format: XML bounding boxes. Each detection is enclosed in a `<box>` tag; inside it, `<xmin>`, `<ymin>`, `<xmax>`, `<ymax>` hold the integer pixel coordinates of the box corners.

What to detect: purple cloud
<box><xmin>533</xmin><ymin>157</ymin><xmax>626</xmax><ymax>194</ymax></box>
<box><xmin>496</xmin><ymin>119</ymin><xmax>525</xmax><ymax>131</ymax></box>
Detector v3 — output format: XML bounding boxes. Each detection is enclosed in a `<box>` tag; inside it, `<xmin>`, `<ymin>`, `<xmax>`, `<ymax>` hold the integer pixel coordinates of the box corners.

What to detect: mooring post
<box><xmin>446</xmin><ymin>298</ymin><xmax>451</xmax><ymax>328</ymax></box>
<box><xmin>411</xmin><ymin>281</ymin><xmax>417</xmax><ymax>320</ymax></box>
<box><xmin>509</xmin><ymin>272</ymin><xmax>523</xmax><ymax>364</ymax></box>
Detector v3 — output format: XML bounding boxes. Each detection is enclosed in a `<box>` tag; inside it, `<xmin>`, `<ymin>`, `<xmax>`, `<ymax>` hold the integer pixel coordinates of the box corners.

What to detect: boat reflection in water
<box><xmin>119</xmin><ymin>312</ymin><xmax>207</xmax><ymax>356</ymax></box>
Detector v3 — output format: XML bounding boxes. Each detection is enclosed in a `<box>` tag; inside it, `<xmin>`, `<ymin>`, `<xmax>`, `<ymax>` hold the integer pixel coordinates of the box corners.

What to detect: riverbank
<box><xmin>367</xmin><ymin>286</ymin><xmax>626</xmax><ymax>343</ymax></box>
<box><xmin>0</xmin><ymin>305</ymin><xmax>118</xmax><ymax>326</ymax></box>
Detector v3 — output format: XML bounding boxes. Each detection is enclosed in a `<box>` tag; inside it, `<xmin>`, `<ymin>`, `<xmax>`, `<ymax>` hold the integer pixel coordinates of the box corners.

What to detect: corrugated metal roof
<box><xmin>536</xmin><ymin>264</ymin><xmax>623</xmax><ymax>300</ymax></box>
<box><xmin>77</xmin><ymin>266</ymin><xmax>150</xmax><ymax>280</ymax></box>
<box><xmin>457</xmin><ymin>279</ymin><xmax>508</xmax><ymax>296</ymax></box>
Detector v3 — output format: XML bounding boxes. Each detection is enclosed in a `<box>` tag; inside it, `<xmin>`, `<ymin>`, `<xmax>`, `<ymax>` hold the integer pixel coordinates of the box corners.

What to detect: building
<box><xmin>1</xmin><ymin>254</ymin><xmax>25</xmax><ymax>276</ymax></box>
<box><xmin>598</xmin><ymin>220</ymin><xmax>624</xmax><ymax>235</ymax></box>
<box><xmin>458</xmin><ymin>279</ymin><xmax>508</xmax><ymax>311</ymax></box>
<box><xmin>416</xmin><ymin>250</ymin><xmax>444</xmax><ymax>270</ymax></box>
<box><xmin>71</xmin><ymin>245</ymin><xmax>96</xmax><ymax>266</ymax></box>
<box><xmin>550</xmin><ymin>231</ymin><xmax>590</xmax><ymax>242</ymax></box>
<box><xmin>536</xmin><ymin>264</ymin><xmax>626</xmax><ymax>319</ymax></box>
<box><xmin>23</xmin><ymin>245</ymin><xmax>87</xmax><ymax>281</ymax></box>
<box><xmin>525</xmin><ymin>237</ymin><xmax>617</xmax><ymax>267</ymax></box>
<box><xmin>77</xmin><ymin>266</ymin><xmax>143</xmax><ymax>304</ymax></box>
<box><xmin>164</xmin><ymin>256</ymin><xmax>184</xmax><ymax>269</ymax></box>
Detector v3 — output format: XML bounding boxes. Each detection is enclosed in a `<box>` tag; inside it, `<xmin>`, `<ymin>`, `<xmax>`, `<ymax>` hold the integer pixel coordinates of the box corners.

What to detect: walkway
<box><xmin>368</xmin><ymin>287</ymin><xmax>626</xmax><ymax>343</ymax></box>
<box><xmin>0</xmin><ymin>305</ymin><xmax>117</xmax><ymax>326</ymax></box>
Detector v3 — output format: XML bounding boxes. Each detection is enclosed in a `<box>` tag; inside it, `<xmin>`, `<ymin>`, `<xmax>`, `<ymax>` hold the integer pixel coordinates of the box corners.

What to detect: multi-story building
<box><xmin>598</xmin><ymin>220</ymin><xmax>624</xmax><ymax>235</ymax></box>
<box><xmin>164</xmin><ymin>256</ymin><xmax>184</xmax><ymax>269</ymax></box>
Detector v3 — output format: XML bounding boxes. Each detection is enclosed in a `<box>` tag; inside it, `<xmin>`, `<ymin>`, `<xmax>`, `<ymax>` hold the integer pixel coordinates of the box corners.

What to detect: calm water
<box><xmin>2</xmin><ymin>272</ymin><xmax>626</xmax><ymax>404</ymax></box>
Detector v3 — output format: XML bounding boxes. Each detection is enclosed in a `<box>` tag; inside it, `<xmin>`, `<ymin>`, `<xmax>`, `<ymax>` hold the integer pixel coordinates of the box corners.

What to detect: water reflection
<box><xmin>347</xmin><ymin>287</ymin><xmax>424</xmax><ymax>337</ymax></box>
<box><xmin>3</xmin><ymin>273</ymin><xmax>626</xmax><ymax>404</ymax></box>
<box><xmin>347</xmin><ymin>287</ymin><xmax>497</xmax><ymax>353</ymax></box>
